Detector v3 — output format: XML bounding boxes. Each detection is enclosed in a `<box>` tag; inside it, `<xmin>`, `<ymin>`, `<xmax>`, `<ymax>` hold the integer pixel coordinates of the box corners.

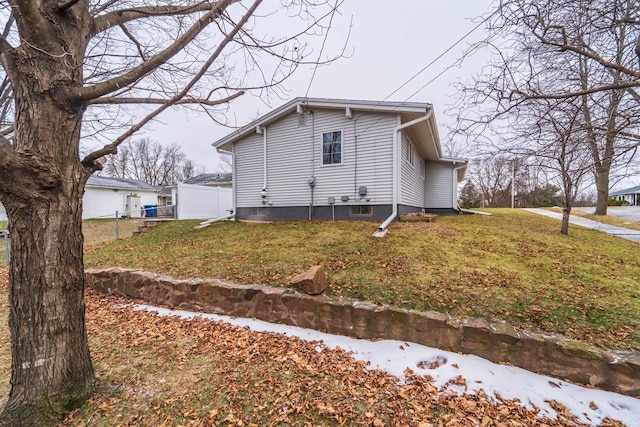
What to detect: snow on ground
<box><xmin>131</xmin><ymin>304</ymin><xmax>640</xmax><ymax>426</ymax></box>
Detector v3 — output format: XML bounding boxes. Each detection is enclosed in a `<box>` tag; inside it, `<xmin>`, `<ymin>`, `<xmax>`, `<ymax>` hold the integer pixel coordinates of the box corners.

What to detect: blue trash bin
<box><xmin>144</xmin><ymin>204</ymin><xmax>157</xmax><ymax>217</ymax></box>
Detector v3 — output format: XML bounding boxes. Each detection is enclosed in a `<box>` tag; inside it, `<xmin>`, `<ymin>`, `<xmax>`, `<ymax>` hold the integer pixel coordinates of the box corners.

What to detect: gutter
<box><xmin>377</xmin><ymin>107</ymin><xmax>434</xmax><ymax>233</ymax></box>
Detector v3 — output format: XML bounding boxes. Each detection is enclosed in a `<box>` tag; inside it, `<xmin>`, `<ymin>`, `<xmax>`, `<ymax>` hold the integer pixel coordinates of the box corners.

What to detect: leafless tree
<box><xmin>181</xmin><ymin>158</ymin><xmax>206</xmax><ymax>180</ymax></box>
<box><xmin>469</xmin><ymin>155</ymin><xmax>514</xmax><ymax>207</ymax></box>
<box><xmin>103</xmin><ymin>138</ymin><xmax>203</xmax><ymax>185</ymax></box>
<box><xmin>0</xmin><ymin>1</ymin><xmax>346</xmax><ymax>424</ymax></box>
<box><xmin>217</xmin><ymin>151</ymin><xmax>233</xmax><ymax>172</ymax></box>
<box><xmin>452</xmin><ymin>0</ymin><xmax>640</xmax><ymax>216</ymax></box>
<box><xmin>513</xmin><ymin>97</ymin><xmax>592</xmax><ymax>234</ymax></box>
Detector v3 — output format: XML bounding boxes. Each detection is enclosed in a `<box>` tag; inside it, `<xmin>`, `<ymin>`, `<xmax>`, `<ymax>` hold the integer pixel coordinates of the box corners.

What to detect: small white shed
<box><xmin>83</xmin><ymin>176</ymin><xmax>158</xmax><ymax>219</ymax></box>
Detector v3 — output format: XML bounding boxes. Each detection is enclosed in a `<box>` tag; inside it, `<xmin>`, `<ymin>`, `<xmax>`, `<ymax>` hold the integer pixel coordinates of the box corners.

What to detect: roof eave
<box><xmin>213</xmin><ymin>97</ymin><xmax>433</xmax><ymax>151</ymax></box>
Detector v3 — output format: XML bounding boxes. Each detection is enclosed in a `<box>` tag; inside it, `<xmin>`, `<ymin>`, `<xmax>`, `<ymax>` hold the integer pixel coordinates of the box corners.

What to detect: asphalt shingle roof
<box><xmin>87</xmin><ymin>175</ymin><xmax>157</xmax><ymax>191</ymax></box>
<box><xmin>183</xmin><ymin>173</ymin><xmax>232</xmax><ymax>185</ymax></box>
<box><xmin>610</xmin><ymin>185</ymin><xmax>640</xmax><ymax>196</ymax></box>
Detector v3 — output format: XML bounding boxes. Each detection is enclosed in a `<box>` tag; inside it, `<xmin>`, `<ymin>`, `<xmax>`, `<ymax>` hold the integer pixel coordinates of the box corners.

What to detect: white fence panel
<box><xmin>177</xmin><ymin>183</ymin><xmax>233</xmax><ymax>220</ymax></box>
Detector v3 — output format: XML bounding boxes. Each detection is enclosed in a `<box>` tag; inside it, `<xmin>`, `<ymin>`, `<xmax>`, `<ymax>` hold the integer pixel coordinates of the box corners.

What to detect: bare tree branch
<box><xmin>82</xmin><ymin>0</ymin><xmax>262</xmax><ymax>169</ymax></box>
<box><xmin>514</xmin><ymin>80</ymin><xmax>640</xmax><ymax>101</ymax></box>
<box><xmin>8</xmin><ymin>0</ymin><xmax>50</xmax><ymax>41</ymax></box>
<box><xmin>57</xmin><ymin>0</ymin><xmax>82</xmax><ymax>12</ymax></box>
<box><xmin>91</xmin><ymin>2</ymin><xmax>222</xmax><ymax>35</ymax></box>
<box><xmin>88</xmin><ymin>94</ymin><xmax>243</xmax><ymax>105</ymax></box>
<box><xmin>71</xmin><ymin>0</ymin><xmax>237</xmax><ymax>103</ymax></box>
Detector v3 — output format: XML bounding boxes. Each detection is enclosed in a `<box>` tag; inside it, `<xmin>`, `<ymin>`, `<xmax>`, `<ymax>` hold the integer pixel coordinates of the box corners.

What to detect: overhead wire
<box><xmin>354</xmin><ymin>6</ymin><xmax>501</xmax><ymax>138</ymax></box>
<box><xmin>304</xmin><ymin>0</ymin><xmax>341</xmax><ymax>100</ymax></box>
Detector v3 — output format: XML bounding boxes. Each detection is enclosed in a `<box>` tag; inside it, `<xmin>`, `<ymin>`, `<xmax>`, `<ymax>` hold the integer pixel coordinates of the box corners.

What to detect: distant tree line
<box><xmin>103</xmin><ymin>138</ymin><xmax>205</xmax><ymax>186</ymax></box>
<box><xmin>459</xmin><ymin>156</ymin><xmax>596</xmax><ymax>209</ymax></box>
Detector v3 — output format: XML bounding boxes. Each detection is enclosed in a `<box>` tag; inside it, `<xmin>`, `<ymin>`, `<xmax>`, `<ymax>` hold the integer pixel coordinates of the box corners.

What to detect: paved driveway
<box><xmin>525</xmin><ymin>208</ymin><xmax>640</xmax><ymax>243</ymax></box>
<box><xmin>571</xmin><ymin>206</ymin><xmax>640</xmax><ymax>223</ymax></box>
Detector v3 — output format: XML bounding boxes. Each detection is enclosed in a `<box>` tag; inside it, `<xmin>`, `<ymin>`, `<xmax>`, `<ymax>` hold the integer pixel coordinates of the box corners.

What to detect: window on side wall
<box><xmin>349</xmin><ymin>205</ymin><xmax>373</xmax><ymax>216</ymax></box>
<box><xmin>322</xmin><ymin>131</ymin><xmax>342</xmax><ymax>165</ymax></box>
<box><xmin>420</xmin><ymin>159</ymin><xmax>425</xmax><ymax>179</ymax></box>
<box><xmin>404</xmin><ymin>140</ymin><xmax>415</xmax><ymax>167</ymax></box>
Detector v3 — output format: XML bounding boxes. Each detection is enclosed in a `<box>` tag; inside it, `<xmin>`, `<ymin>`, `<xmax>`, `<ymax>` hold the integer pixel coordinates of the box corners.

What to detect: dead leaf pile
<box><xmin>72</xmin><ymin>288</ymin><xmax>627</xmax><ymax>426</ymax></box>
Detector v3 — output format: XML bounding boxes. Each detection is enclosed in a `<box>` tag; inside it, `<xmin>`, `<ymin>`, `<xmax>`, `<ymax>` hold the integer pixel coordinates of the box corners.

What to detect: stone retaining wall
<box><xmin>85</xmin><ymin>268</ymin><xmax>640</xmax><ymax>396</ymax></box>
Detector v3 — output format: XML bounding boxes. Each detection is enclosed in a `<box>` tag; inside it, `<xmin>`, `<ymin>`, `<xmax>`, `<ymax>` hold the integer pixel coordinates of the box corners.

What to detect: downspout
<box><xmin>256</xmin><ymin>125</ymin><xmax>268</xmax><ymax>202</ymax></box>
<box><xmin>452</xmin><ymin>163</ymin><xmax>467</xmax><ymax>211</ymax></box>
<box><xmin>218</xmin><ymin>147</ymin><xmax>236</xmax><ymax>218</ymax></box>
<box><xmin>377</xmin><ymin>107</ymin><xmax>434</xmax><ymax>232</ymax></box>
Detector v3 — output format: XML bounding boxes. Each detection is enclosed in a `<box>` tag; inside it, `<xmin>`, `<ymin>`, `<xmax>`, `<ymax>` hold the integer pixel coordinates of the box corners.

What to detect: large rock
<box><xmin>290</xmin><ymin>265</ymin><xmax>328</xmax><ymax>295</ymax></box>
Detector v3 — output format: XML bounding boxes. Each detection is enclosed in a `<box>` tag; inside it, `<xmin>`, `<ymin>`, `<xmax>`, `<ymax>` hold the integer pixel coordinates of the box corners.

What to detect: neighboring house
<box><xmin>157</xmin><ymin>185</ymin><xmax>176</xmax><ymax>207</ymax></box>
<box><xmin>184</xmin><ymin>172</ymin><xmax>232</xmax><ymax>188</ymax></box>
<box><xmin>212</xmin><ymin>97</ymin><xmax>467</xmax><ymax>228</ymax></box>
<box><xmin>611</xmin><ymin>185</ymin><xmax>640</xmax><ymax>206</ymax></box>
<box><xmin>2</xmin><ymin>176</ymin><xmax>158</xmax><ymax>220</ymax></box>
<box><xmin>83</xmin><ymin>176</ymin><xmax>158</xmax><ymax>219</ymax></box>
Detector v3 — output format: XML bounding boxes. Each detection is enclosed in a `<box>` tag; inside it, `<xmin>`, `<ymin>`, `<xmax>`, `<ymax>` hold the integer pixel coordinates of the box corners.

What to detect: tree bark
<box><xmin>0</xmin><ymin>97</ymin><xmax>94</xmax><ymax>426</ymax></box>
<box><xmin>594</xmin><ymin>169</ymin><xmax>610</xmax><ymax>216</ymax></box>
<box><xmin>0</xmin><ymin>3</ymin><xmax>95</xmax><ymax>423</ymax></box>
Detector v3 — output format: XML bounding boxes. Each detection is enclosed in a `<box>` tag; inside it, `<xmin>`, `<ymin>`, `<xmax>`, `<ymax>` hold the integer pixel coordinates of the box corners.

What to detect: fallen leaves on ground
<box><xmin>81</xmin><ymin>289</ymin><xmax>627</xmax><ymax>425</ymax></box>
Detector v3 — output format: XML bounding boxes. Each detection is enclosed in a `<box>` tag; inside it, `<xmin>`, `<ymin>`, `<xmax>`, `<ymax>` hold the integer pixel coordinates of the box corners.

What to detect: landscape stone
<box><xmin>290</xmin><ymin>265</ymin><xmax>328</xmax><ymax>295</ymax></box>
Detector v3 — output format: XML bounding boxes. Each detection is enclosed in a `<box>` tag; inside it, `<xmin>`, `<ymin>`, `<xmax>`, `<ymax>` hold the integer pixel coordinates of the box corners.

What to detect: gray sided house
<box><xmin>611</xmin><ymin>185</ymin><xmax>640</xmax><ymax>206</ymax></box>
<box><xmin>213</xmin><ymin>98</ymin><xmax>467</xmax><ymax>229</ymax></box>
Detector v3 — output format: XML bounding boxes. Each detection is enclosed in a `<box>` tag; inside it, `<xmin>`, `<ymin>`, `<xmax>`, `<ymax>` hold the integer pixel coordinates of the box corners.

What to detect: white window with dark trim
<box><xmin>322</xmin><ymin>131</ymin><xmax>342</xmax><ymax>165</ymax></box>
<box><xmin>349</xmin><ymin>205</ymin><xmax>373</xmax><ymax>216</ymax></box>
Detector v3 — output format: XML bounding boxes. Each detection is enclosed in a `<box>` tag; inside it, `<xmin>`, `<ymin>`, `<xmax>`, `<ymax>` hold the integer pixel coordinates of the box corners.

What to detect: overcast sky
<box><xmin>144</xmin><ymin>0</ymin><xmax>497</xmax><ymax>172</ymax></box>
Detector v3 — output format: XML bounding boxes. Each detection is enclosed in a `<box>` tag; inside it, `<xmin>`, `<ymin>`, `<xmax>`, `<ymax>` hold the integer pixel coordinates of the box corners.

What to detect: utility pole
<box><xmin>511</xmin><ymin>161</ymin><xmax>516</xmax><ymax>208</ymax></box>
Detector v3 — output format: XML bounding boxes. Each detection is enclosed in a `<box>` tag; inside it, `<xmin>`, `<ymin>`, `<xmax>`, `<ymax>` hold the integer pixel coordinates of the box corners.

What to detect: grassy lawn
<box><xmin>84</xmin><ymin>209</ymin><xmax>640</xmax><ymax>350</ymax></box>
<box><xmin>0</xmin><ymin>219</ymin><xmax>144</xmax><ymax>266</ymax></box>
<box><xmin>83</xmin><ymin>218</ymin><xmax>145</xmax><ymax>246</ymax></box>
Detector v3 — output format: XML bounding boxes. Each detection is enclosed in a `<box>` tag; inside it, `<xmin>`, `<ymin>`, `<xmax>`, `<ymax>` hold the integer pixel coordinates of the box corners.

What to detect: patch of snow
<box><xmin>131</xmin><ymin>304</ymin><xmax>640</xmax><ymax>426</ymax></box>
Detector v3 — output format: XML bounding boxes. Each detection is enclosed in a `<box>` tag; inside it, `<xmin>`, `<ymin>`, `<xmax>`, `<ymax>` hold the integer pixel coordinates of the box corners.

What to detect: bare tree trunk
<box><xmin>0</xmin><ymin>88</ymin><xmax>94</xmax><ymax>426</ymax></box>
<box><xmin>594</xmin><ymin>167</ymin><xmax>610</xmax><ymax>216</ymax></box>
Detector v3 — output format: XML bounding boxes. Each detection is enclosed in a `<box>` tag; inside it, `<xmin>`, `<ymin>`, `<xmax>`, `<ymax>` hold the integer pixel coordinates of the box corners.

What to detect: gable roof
<box><xmin>183</xmin><ymin>173</ymin><xmax>232</xmax><ymax>185</ymax></box>
<box><xmin>87</xmin><ymin>175</ymin><xmax>157</xmax><ymax>192</ymax></box>
<box><xmin>212</xmin><ymin>97</ymin><xmax>447</xmax><ymax>161</ymax></box>
<box><xmin>611</xmin><ymin>185</ymin><xmax>640</xmax><ymax>196</ymax></box>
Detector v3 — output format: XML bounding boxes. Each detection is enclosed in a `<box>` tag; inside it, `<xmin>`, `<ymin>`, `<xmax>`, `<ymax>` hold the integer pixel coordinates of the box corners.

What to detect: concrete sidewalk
<box><xmin>524</xmin><ymin>208</ymin><xmax>640</xmax><ymax>243</ymax></box>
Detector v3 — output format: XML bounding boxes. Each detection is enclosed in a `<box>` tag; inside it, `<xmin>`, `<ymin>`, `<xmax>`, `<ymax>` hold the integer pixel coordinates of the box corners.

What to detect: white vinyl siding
<box><xmin>400</xmin><ymin>132</ymin><xmax>425</xmax><ymax>207</ymax></box>
<box><xmin>234</xmin><ymin>110</ymin><xmax>396</xmax><ymax>208</ymax></box>
<box><xmin>425</xmin><ymin>161</ymin><xmax>454</xmax><ymax>209</ymax></box>
<box><xmin>234</xmin><ymin>132</ymin><xmax>266</xmax><ymax>208</ymax></box>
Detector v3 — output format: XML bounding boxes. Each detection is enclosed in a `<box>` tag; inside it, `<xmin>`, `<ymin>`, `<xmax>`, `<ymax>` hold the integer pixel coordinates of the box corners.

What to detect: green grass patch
<box><xmin>84</xmin><ymin>209</ymin><xmax>640</xmax><ymax>350</ymax></box>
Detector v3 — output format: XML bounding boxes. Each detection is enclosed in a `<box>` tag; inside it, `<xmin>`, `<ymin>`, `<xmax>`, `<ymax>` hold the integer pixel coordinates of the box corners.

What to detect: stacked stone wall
<box><xmin>85</xmin><ymin>268</ymin><xmax>640</xmax><ymax>396</ymax></box>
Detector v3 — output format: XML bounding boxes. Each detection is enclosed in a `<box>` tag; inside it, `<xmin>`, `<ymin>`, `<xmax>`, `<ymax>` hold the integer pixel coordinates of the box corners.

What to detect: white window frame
<box><xmin>420</xmin><ymin>159</ymin><xmax>425</xmax><ymax>180</ymax></box>
<box><xmin>321</xmin><ymin>130</ymin><xmax>343</xmax><ymax>166</ymax></box>
<box><xmin>404</xmin><ymin>139</ymin><xmax>415</xmax><ymax>168</ymax></box>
